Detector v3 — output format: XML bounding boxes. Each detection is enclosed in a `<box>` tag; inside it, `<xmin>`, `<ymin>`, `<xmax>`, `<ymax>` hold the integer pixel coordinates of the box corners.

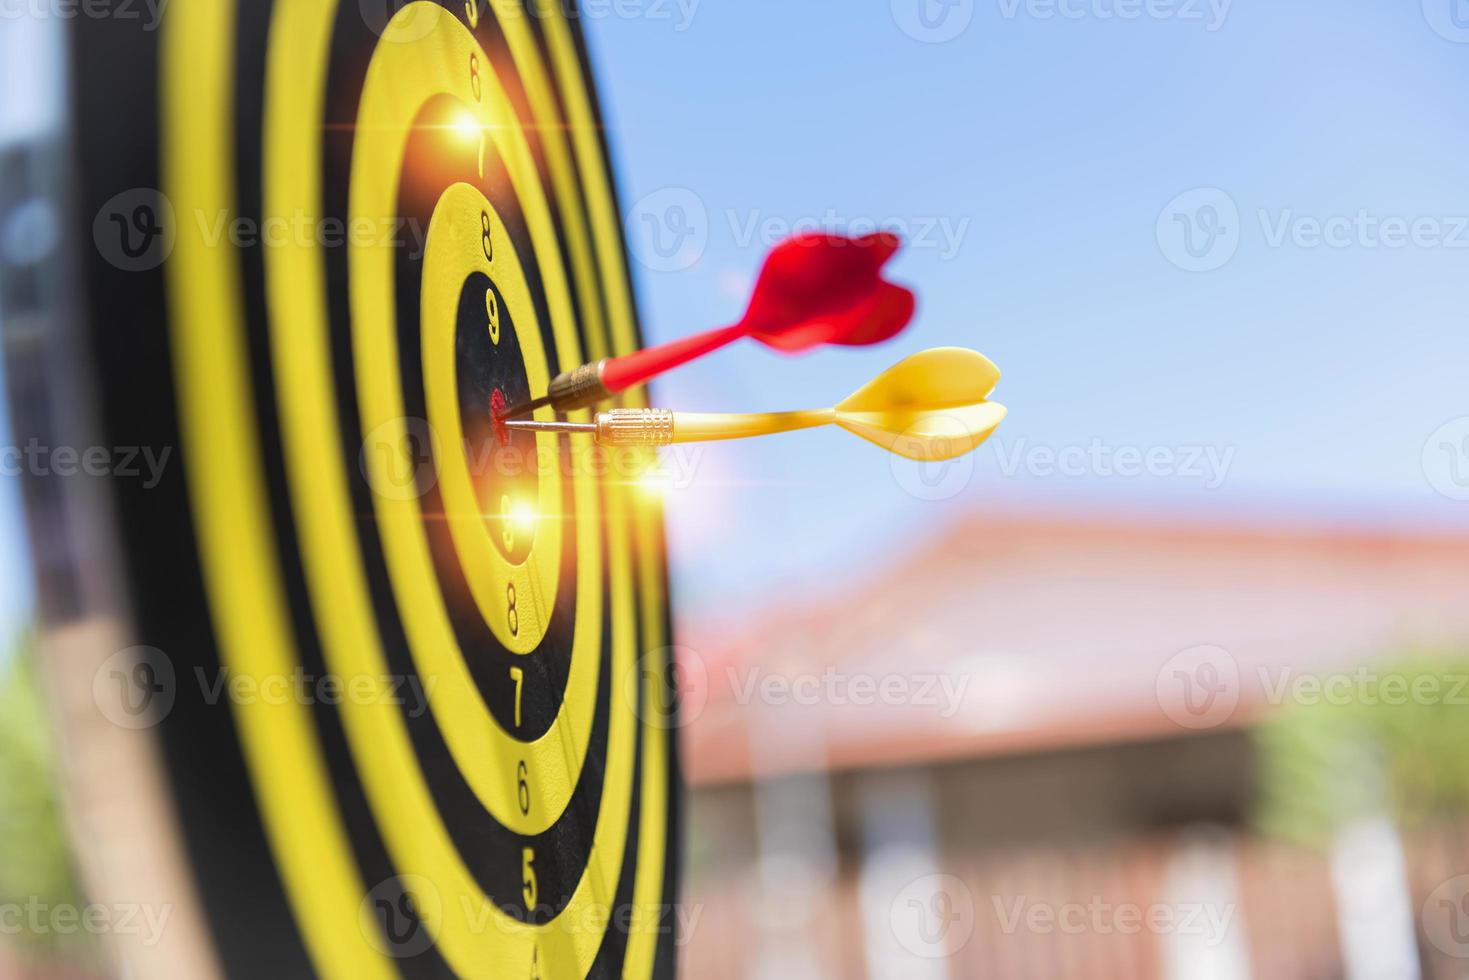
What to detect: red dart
<box><xmin>503</xmin><ymin>231</ymin><xmax>916</xmax><ymax>416</ymax></box>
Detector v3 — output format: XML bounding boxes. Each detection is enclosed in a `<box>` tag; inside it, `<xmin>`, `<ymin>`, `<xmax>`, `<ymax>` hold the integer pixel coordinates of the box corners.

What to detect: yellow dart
<box><xmin>502</xmin><ymin>347</ymin><xmax>1007</xmax><ymax>462</ymax></box>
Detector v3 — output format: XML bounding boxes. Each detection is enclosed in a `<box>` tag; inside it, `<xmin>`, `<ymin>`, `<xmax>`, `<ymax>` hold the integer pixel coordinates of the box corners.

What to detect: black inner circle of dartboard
<box><xmin>381</xmin><ymin>91</ymin><xmax>615</xmax><ymax>918</ymax></box>
<box><xmin>453</xmin><ymin>270</ymin><xmax>537</xmax><ymax>565</ymax></box>
<box><xmin>392</xmin><ymin>93</ymin><xmax>581</xmax><ymax>747</ymax></box>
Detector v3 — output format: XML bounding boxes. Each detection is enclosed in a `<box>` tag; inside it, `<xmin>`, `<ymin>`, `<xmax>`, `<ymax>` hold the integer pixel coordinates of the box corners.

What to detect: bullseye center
<box><xmin>454</xmin><ymin>271</ymin><xmax>538</xmax><ymax>564</ymax></box>
<box><xmin>490</xmin><ymin>388</ymin><xmax>510</xmax><ymax>447</ymax></box>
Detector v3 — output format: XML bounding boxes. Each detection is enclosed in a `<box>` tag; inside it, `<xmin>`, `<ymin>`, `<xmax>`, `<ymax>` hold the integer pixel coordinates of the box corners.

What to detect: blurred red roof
<box><xmin>678</xmin><ymin>508</ymin><xmax>1469</xmax><ymax>785</ymax></box>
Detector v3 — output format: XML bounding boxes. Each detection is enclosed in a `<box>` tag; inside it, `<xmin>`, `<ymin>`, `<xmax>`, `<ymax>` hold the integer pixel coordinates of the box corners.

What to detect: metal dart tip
<box><xmin>502</xmin><ymin>411</ymin><xmax>675</xmax><ymax>447</ymax></box>
<box><xmin>499</xmin><ymin>395</ymin><xmax>552</xmax><ymax>419</ymax></box>
<box><xmin>502</xmin><ymin>419</ymin><xmax>596</xmax><ymax>435</ymax></box>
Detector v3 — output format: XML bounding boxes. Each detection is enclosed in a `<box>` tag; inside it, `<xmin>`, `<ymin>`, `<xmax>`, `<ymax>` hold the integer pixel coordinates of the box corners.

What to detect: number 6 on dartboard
<box><xmin>517</xmin><ymin>761</ymin><xmax>531</xmax><ymax>816</ymax></box>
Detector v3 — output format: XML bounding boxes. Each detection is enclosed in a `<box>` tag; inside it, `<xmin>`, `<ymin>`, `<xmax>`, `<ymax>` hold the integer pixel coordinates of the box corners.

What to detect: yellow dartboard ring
<box><xmin>48</xmin><ymin>2</ymin><xmax>682</xmax><ymax>978</ymax></box>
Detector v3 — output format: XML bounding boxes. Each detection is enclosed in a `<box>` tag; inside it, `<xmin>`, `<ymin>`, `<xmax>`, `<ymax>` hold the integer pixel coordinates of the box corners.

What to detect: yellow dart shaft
<box><xmin>669</xmin><ymin>410</ymin><xmax>833</xmax><ymax>443</ymax></box>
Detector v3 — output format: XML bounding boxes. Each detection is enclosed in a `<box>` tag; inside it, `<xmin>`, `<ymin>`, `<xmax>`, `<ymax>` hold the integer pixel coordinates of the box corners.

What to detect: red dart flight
<box><xmin>504</xmin><ymin>231</ymin><xmax>916</xmax><ymax>416</ymax></box>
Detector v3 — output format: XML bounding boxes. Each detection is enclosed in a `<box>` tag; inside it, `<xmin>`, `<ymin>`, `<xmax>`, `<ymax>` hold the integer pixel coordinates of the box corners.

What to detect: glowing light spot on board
<box><xmin>642</xmin><ymin>470</ymin><xmax>672</xmax><ymax>494</ymax></box>
<box><xmin>451</xmin><ymin>111</ymin><xmax>482</xmax><ymax>143</ymax></box>
<box><xmin>631</xmin><ymin>458</ymin><xmax>675</xmax><ymax>499</ymax></box>
<box><xmin>510</xmin><ymin>500</ymin><xmax>539</xmax><ymax>530</ymax></box>
<box><xmin>635</xmin><ymin>467</ymin><xmax>673</xmax><ymax>498</ymax></box>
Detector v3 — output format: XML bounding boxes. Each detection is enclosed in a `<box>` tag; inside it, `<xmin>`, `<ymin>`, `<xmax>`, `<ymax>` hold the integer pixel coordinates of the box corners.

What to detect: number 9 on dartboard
<box><xmin>2</xmin><ymin>2</ymin><xmax>681</xmax><ymax>977</ymax></box>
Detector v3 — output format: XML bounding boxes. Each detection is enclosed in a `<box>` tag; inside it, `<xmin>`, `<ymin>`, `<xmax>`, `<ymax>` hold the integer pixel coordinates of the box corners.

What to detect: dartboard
<box><xmin>8</xmin><ymin>2</ymin><xmax>679</xmax><ymax>977</ymax></box>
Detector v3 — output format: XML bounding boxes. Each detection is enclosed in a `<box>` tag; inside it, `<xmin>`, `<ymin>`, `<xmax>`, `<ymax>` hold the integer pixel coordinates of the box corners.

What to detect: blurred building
<box><xmin>676</xmin><ymin>509</ymin><xmax>1469</xmax><ymax>980</ymax></box>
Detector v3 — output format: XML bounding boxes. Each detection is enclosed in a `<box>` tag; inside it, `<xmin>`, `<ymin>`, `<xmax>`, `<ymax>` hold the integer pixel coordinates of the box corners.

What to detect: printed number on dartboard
<box><xmin>485</xmin><ymin>280</ymin><xmax>500</xmax><ymax>344</ymax></box>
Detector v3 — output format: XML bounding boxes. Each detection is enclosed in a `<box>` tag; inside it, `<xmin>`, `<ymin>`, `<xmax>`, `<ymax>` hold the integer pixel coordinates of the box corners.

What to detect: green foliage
<box><xmin>1253</xmin><ymin>654</ymin><xmax>1469</xmax><ymax>845</ymax></box>
<box><xmin>0</xmin><ymin>638</ymin><xmax>88</xmax><ymax>956</ymax></box>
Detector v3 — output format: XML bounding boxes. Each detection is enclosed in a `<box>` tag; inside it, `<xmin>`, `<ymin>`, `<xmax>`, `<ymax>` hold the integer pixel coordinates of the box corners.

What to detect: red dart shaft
<box><xmin>510</xmin><ymin>323</ymin><xmax>749</xmax><ymax>416</ymax></box>
<box><xmin>598</xmin><ymin>323</ymin><xmax>747</xmax><ymax>393</ymax></box>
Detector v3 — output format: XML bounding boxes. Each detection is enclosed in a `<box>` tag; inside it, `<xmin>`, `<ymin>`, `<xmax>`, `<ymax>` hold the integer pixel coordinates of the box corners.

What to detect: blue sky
<box><xmin>2</xmin><ymin>0</ymin><xmax>1468</xmax><ymax>642</ymax></box>
<box><xmin>0</xmin><ymin>372</ymin><xmax>29</xmax><ymax>647</ymax></box>
<box><xmin>0</xmin><ymin>14</ymin><xmax>58</xmax><ymax>650</ymax></box>
<box><xmin>585</xmin><ymin>0</ymin><xmax>1469</xmax><ymax>625</ymax></box>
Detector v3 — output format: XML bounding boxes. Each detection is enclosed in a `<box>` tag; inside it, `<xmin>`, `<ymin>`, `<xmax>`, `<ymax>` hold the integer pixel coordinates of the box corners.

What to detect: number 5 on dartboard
<box><xmin>522</xmin><ymin>848</ymin><xmax>538</xmax><ymax>908</ymax></box>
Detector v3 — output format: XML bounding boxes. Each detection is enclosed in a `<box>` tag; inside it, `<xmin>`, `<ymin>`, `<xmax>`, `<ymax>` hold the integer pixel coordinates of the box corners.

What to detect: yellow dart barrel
<box><xmin>589</xmin><ymin>409</ymin><xmax>833</xmax><ymax>446</ymax></box>
<box><xmin>594</xmin><ymin>409</ymin><xmax>675</xmax><ymax>446</ymax></box>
